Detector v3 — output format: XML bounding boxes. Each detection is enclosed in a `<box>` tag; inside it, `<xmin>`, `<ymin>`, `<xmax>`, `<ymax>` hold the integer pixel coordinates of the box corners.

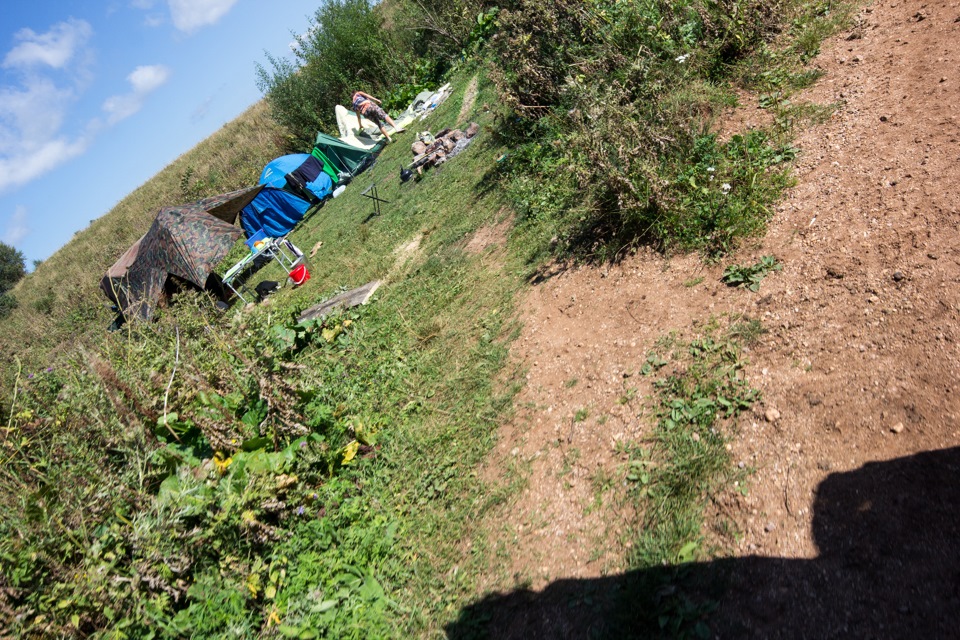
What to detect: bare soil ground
<box><xmin>466</xmin><ymin>0</ymin><xmax>960</xmax><ymax>636</ymax></box>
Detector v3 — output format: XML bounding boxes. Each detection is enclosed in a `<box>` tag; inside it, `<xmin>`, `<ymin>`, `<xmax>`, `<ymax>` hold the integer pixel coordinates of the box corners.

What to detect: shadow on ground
<box><xmin>445</xmin><ymin>447</ymin><xmax>960</xmax><ymax>639</ymax></box>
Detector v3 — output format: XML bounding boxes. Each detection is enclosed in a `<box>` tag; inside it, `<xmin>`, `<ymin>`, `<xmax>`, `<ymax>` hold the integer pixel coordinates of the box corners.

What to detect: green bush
<box><xmin>257</xmin><ymin>0</ymin><xmax>417</xmax><ymax>148</ymax></box>
<box><xmin>0</xmin><ymin>292</ymin><xmax>17</xmax><ymax>319</ymax></box>
<box><xmin>0</xmin><ymin>242</ymin><xmax>26</xmax><ymax>294</ymax></box>
<box><xmin>0</xmin><ymin>294</ymin><xmax>399</xmax><ymax>637</ymax></box>
<box><xmin>32</xmin><ymin>289</ymin><xmax>55</xmax><ymax>315</ymax></box>
<box><xmin>486</xmin><ymin>0</ymin><xmax>834</xmax><ymax>258</ymax></box>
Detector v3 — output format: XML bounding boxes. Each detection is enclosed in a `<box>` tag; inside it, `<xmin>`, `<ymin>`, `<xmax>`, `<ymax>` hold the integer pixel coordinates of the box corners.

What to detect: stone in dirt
<box><xmin>825</xmin><ymin>264</ymin><xmax>845</xmax><ymax>279</ymax></box>
<box><xmin>765</xmin><ymin>407</ymin><xmax>781</xmax><ymax>423</ymax></box>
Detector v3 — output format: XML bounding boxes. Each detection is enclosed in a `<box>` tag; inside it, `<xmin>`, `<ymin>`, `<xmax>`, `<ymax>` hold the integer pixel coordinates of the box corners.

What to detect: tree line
<box><xmin>0</xmin><ymin>241</ymin><xmax>25</xmax><ymax>319</ymax></box>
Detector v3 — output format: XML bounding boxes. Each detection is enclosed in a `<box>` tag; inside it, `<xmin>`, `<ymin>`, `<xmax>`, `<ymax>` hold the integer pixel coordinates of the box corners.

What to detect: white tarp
<box><xmin>332</xmin><ymin>83</ymin><xmax>454</xmax><ymax>150</ymax></box>
<box><xmin>335</xmin><ymin>104</ymin><xmax>383</xmax><ymax>150</ymax></box>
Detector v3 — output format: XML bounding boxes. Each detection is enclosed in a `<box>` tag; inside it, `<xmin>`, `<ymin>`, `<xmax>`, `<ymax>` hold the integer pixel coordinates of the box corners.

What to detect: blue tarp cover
<box><xmin>260</xmin><ymin>153</ymin><xmax>332</xmax><ymax>201</ymax></box>
<box><xmin>240</xmin><ymin>187</ymin><xmax>312</xmax><ymax>238</ymax></box>
<box><xmin>240</xmin><ymin>155</ymin><xmax>333</xmax><ymax>238</ymax></box>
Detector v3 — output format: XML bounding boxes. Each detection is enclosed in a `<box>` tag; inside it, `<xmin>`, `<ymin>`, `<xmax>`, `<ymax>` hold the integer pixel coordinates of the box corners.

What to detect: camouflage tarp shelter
<box><xmin>100</xmin><ymin>186</ymin><xmax>262</xmax><ymax>321</ymax></box>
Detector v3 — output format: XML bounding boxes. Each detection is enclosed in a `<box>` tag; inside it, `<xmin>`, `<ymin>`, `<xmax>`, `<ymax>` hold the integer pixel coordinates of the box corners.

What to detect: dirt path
<box><xmin>722</xmin><ymin>0</ymin><xmax>960</xmax><ymax>560</ymax></box>
<box><xmin>474</xmin><ymin>0</ymin><xmax>960</xmax><ymax>632</ymax></box>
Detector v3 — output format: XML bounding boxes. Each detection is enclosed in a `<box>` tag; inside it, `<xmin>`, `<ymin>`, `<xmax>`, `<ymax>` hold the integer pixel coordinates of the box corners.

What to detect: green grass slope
<box><xmin>0</xmin><ymin>69</ymin><xmax>530</xmax><ymax>638</ymax></box>
<box><xmin>0</xmin><ymin>101</ymin><xmax>287</xmax><ymax>378</ymax></box>
<box><xmin>0</xmin><ymin>0</ymin><xmax>858</xmax><ymax>633</ymax></box>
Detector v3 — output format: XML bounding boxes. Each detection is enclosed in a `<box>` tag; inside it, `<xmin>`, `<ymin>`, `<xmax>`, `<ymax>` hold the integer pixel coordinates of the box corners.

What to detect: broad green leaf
<box><xmin>314</xmin><ymin>599</ymin><xmax>337</xmax><ymax>613</ymax></box>
<box><xmin>676</xmin><ymin>541</ymin><xmax>698</xmax><ymax>563</ymax></box>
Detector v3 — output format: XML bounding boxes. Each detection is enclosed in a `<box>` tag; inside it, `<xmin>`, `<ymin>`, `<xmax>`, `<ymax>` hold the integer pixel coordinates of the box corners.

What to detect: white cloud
<box><xmin>129</xmin><ymin>64</ymin><xmax>170</xmax><ymax>94</ymax></box>
<box><xmin>130</xmin><ymin>0</ymin><xmax>165</xmax><ymax>27</ymax></box>
<box><xmin>0</xmin><ymin>136</ymin><xmax>91</xmax><ymax>194</ymax></box>
<box><xmin>143</xmin><ymin>14</ymin><xmax>166</xmax><ymax>28</ymax></box>
<box><xmin>0</xmin><ymin>78</ymin><xmax>73</xmax><ymax>149</ymax></box>
<box><xmin>3</xmin><ymin>18</ymin><xmax>92</xmax><ymax>70</ymax></box>
<box><xmin>0</xmin><ymin>21</ymin><xmax>167</xmax><ymax>194</ymax></box>
<box><xmin>168</xmin><ymin>0</ymin><xmax>238</xmax><ymax>33</ymax></box>
<box><xmin>0</xmin><ymin>20</ymin><xmax>96</xmax><ymax>194</ymax></box>
<box><xmin>3</xmin><ymin>205</ymin><xmax>30</xmax><ymax>245</ymax></box>
<box><xmin>102</xmin><ymin>64</ymin><xmax>171</xmax><ymax>124</ymax></box>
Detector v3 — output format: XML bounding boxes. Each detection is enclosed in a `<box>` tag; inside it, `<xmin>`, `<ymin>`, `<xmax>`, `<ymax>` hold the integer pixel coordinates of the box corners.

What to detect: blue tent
<box><xmin>240</xmin><ymin>154</ymin><xmax>333</xmax><ymax>238</ymax></box>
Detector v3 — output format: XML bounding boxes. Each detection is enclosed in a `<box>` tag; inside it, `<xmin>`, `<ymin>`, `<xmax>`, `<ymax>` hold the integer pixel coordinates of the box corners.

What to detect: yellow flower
<box><xmin>341</xmin><ymin>440</ymin><xmax>360</xmax><ymax>465</ymax></box>
<box><xmin>213</xmin><ymin>452</ymin><xmax>232</xmax><ymax>474</ymax></box>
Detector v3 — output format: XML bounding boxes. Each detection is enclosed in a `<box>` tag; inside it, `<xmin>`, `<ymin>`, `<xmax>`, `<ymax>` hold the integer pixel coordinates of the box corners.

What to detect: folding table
<box><xmin>222</xmin><ymin>237</ymin><xmax>302</xmax><ymax>304</ymax></box>
<box><xmin>360</xmin><ymin>182</ymin><xmax>389</xmax><ymax>217</ymax></box>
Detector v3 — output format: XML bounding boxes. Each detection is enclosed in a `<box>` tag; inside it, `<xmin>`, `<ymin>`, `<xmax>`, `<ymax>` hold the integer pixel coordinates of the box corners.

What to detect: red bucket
<box><xmin>289</xmin><ymin>264</ymin><xmax>310</xmax><ymax>286</ymax></box>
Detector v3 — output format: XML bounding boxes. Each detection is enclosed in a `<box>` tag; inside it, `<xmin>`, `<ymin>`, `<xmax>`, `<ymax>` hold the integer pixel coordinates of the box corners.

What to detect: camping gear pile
<box><xmin>334</xmin><ymin>83</ymin><xmax>453</xmax><ymax>148</ymax></box>
<box><xmin>408</xmin><ymin>123</ymin><xmax>480</xmax><ymax>175</ymax></box>
<box><xmin>240</xmin><ymin>154</ymin><xmax>332</xmax><ymax>239</ymax></box>
<box><xmin>100</xmin><ymin>84</ymin><xmax>454</xmax><ymax>324</ymax></box>
<box><xmin>398</xmin><ymin>84</ymin><xmax>453</xmax><ymax>125</ymax></box>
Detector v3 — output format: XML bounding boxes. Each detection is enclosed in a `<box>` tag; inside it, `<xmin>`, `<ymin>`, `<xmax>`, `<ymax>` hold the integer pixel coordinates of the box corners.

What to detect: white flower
<box><xmin>675</xmin><ymin>54</ymin><xmax>690</xmax><ymax>63</ymax></box>
<box><xmin>721</xmin><ymin>183</ymin><xmax>732</xmax><ymax>194</ymax></box>
<box><xmin>706</xmin><ymin>167</ymin><xmax>715</xmax><ymax>172</ymax></box>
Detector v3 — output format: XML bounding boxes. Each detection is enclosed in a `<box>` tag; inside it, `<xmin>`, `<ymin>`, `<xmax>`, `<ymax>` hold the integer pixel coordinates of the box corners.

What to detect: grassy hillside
<box><xmin>0</xmin><ymin>101</ymin><xmax>287</xmax><ymax>379</ymax></box>
<box><xmin>0</xmin><ymin>0</ymin><xmax>855</xmax><ymax>635</ymax></box>
<box><xmin>0</xmin><ymin>69</ymin><xmax>532</xmax><ymax>638</ymax></box>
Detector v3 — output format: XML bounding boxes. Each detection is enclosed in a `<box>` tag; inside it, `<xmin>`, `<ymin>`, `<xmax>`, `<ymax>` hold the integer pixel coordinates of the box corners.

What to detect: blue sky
<box><xmin>0</xmin><ymin>0</ymin><xmax>320</xmax><ymax>265</ymax></box>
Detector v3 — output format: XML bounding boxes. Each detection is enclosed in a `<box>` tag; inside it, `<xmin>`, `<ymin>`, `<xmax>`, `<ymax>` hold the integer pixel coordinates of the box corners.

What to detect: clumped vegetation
<box><xmin>721</xmin><ymin>255</ymin><xmax>783</xmax><ymax>291</ymax></box>
<box><xmin>0</xmin><ymin>242</ymin><xmax>26</xmax><ymax>319</ymax></box>
<box><xmin>623</xmin><ymin>319</ymin><xmax>760</xmax><ymax>635</ymax></box>
<box><xmin>0</xmin><ymin>0</ymin><xmax>855</xmax><ymax>636</ymax></box>
<box><xmin>489</xmin><ymin>0</ymin><xmax>851</xmax><ymax>259</ymax></box>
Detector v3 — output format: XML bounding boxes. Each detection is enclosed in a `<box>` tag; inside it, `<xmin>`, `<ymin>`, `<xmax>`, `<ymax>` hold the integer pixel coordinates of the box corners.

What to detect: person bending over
<box><xmin>351</xmin><ymin>90</ymin><xmax>404</xmax><ymax>142</ymax></box>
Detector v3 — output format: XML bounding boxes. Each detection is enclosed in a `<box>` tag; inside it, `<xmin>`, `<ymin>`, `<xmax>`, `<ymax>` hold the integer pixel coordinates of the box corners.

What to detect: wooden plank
<box><xmin>298</xmin><ymin>280</ymin><xmax>381</xmax><ymax>323</ymax></box>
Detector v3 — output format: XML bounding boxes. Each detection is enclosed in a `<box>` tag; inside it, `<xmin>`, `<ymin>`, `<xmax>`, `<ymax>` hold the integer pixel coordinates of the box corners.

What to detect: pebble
<box><xmin>891</xmin><ymin>422</ymin><xmax>905</xmax><ymax>434</ymax></box>
<box><xmin>825</xmin><ymin>264</ymin><xmax>845</xmax><ymax>279</ymax></box>
<box><xmin>765</xmin><ymin>408</ymin><xmax>781</xmax><ymax>423</ymax></box>
<box><xmin>892</xmin><ymin>271</ymin><xmax>905</xmax><ymax>282</ymax></box>
<box><xmin>764</xmin><ymin>522</ymin><xmax>777</xmax><ymax>533</ymax></box>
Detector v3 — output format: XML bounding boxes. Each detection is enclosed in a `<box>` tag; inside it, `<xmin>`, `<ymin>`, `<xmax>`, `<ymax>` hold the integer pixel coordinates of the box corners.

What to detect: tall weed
<box><xmin>488</xmin><ymin>0</ymin><xmax>847</xmax><ymax>259</ymax></box>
